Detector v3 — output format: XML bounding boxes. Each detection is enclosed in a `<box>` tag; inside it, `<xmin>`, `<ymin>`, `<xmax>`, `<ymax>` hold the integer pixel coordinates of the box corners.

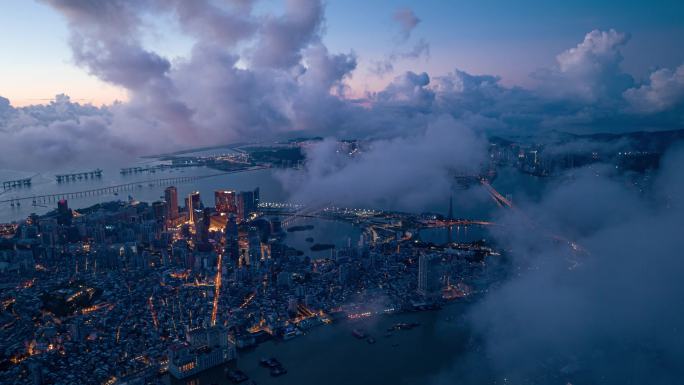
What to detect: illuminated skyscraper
<box><xmin>187</xmin><ymin>191</ymin><xmax>201</xmax><ymax>223</ymax></box>
<box><xmin>165</xmin><ymin>186</ymin><xmax>179</xmax><ymax>220</ymax></box>
<box><xmin>214</xmin><ymin>190</ymin><xmax>237</xmax><ymax>214</ymax></box>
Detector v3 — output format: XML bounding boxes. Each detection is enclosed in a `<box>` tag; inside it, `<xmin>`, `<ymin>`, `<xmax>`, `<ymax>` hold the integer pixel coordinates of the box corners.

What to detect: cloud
<box><xmin>393</xmin><ymin>8</ymin><xmax>421</xmax><ymax>41</ymax></box>
<box><xmin>624</xmin><ymin>64</ymin><xmax>684</xmax><ymax>113</ymax></box>
<box><xmin>4</xmin><ymin>3</ymin><xmax>684</xmax><ymax>177</ymax></box>
<box><xmin>276</xmin><ymin>116</ymin><xmax>487</xmax><ymax>211</ymax></box>
<box><xmin>371</xmin><ymin>38</ymin><xmax>430</xmax><ymax>77</ymax></box>
<box><xmin>250</xmin><ymin>0</ymin><xmax>325</xmax><ymax>69</ymax></box>
<box><xmin>0</xmin><ymin>95</ymin><xmax>141</xmax><ymax>171</ymax></box>
<box><xmin>533</xmin><ymin>29</ymin><xmax>634</xmax><ymax>102</ymax></box>
<box><xmin>3</xmin><ymin>0</ymin><xmax>354</xmax><ymax>170</ymax></box>
<box><xmin>452</xmin><ymin>146</ymin><xmax>684</xmax><ymax>384</ymax></box>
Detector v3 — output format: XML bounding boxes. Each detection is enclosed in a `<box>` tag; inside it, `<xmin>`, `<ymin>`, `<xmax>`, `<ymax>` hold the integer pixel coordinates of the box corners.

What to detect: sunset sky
<box><xmin>2</xmin><ymin>0</ymin><xmax>683</xmax><ymax>106</ymax></box>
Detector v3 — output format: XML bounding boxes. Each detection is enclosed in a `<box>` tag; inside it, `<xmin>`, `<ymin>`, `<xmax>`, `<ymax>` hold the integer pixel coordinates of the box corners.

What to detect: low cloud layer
<box><xmin>438</xmin><ymin>146</ymin><xmax>684</xmax><ymax>384</ymax></box>
<box><xmin>277</xmin><ymin>116</ymin><xmax>487</xmax><ymax>211</ymax></box>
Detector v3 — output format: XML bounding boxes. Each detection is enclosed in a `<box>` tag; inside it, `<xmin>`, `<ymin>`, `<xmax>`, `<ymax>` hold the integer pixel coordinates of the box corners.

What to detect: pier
<box><xmin>2</xmin><ymin>178</ymin><xmax>31</xmax><ymax>190</ymax></box>
<box><xmin>56</xmin><ymin>169</ymin><xmax>103</xmax><ymax>183</ymax></box>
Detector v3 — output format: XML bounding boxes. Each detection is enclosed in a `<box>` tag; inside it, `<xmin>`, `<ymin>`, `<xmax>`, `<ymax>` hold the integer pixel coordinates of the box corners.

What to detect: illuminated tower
<box><xmin>214</xmin><ymin>190</ymin><xmax>237</xmax><ymax>214</ymax></box>
<box><xmin>165</xmin><ymin>186</ymin><xmax>179</xmax><ymax>220</ymax></box>
<box><xmin>448</xmin><ymin>195</ymin><xmax>453</xmax><ymax>220</ymax></box>
<box><xmin>187</xmin><ymin>191</ymin><xmax>201</xmax><ymax>223</ymax></box>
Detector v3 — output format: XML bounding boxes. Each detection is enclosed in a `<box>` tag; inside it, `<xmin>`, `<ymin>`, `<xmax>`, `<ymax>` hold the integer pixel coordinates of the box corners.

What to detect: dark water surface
<box><xmin>168</xmin><ymin>304</ymin><xmax>476</xmax><ymax>385</ymax></box>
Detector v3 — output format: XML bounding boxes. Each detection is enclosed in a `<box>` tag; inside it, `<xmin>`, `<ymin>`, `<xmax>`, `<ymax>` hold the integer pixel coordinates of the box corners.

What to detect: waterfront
<box><xmin>168</xmin><ymin>304</ymin><xmax>479</xmax><ymax>385</ymax></box>
<box><xmin>0</xmin><ymin>166</ymin><xmax>287</xmax><ymax>223</ymax></box>
<box><xmin>0</xmin><ymin>163</ymin><xmax>548</xmax><ymax>224</ymax></box>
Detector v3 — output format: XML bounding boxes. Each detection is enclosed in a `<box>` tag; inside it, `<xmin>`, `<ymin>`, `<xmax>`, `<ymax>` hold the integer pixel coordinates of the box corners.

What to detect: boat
<box><xmin>269</xmin><ymin>366</ymin><xmax>287</xmax><ymax>377</ymax></box>
<box><xmin>259</xmin><ymin>357</ymin><xmax>282</xmax><ymax>368</ymax></box>
<box><xmin>282</xmin><ymin>329</ymin><xmax>297</xmax><ymax>340</ymax></box>
<box><xmin>226</xmin><ymin>369</ymin><xmax>248</xmax><ymax>383</ymax></box>
<box><xmin>352</xmin><ymin>329</ymin><xmax>366</xmax><ymax>339</ymax></box>
<box><xmin>388</xmin><ymin>322</ymin><xmax>420</xmax><ymax>332</ymax></box>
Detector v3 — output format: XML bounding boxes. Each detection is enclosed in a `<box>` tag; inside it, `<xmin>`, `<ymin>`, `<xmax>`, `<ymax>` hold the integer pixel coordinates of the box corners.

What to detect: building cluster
<box><xmin>0</xmin><ymin>186</ymin><xmax>503</xmax><ymax>384</ymax></box>
<box><xmin>488</xmin><ymin>138</ymin><xmax>663</xmax><ymax>177</ymax></box>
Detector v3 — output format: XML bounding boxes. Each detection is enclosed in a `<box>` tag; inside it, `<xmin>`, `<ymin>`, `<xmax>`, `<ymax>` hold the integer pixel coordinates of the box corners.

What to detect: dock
<box><xmin>2</xmin><ymin>178</ymin><xmax>32</xmax><ymax>190</ymax></box>
<box><xmin>56</xmin><ymin>169</ymin><xmax>103</xmax><ymax>183</ymax></box>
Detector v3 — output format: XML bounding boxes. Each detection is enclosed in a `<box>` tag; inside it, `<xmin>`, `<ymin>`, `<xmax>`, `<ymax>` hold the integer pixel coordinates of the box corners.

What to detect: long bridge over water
<box><xmin>1</xmin><ymin>166</ymin><xmax>267</xmax><ymax>207</ymax></box>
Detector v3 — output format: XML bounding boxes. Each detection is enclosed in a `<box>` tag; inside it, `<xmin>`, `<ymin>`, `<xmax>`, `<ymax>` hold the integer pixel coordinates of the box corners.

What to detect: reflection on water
<box><xmin>167</xmin><ymin>304</ymin><xmax>482</xmax><ymax>385</ymax></box>
<box><xmin>418</xmin><ymin>225</ymin><xmax>491</xmax><ymax>245</ymax></box>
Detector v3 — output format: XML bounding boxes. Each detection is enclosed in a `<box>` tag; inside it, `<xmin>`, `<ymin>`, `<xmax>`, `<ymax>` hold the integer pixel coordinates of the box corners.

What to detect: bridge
<box><xmin>280</xmin><ymin>203</ymin><xmax>330</xmax><ymax>227</ymax></box>
<box><xmin>419</xmin><ymin>219</ymin><xmax>495</xmax><ymax>228</ymax></box>
<box><xmin>2</xmin><ymin>175</ymin><xmax>200</xmax><ymax>207</ymax></box>
<box><xmin>2</xmin><ymin>178</ymin><xmax>31</xmax><ymax>190</ymax></box>
<box><xmin>1</xmin><ymin>168</ymin><xmax>259</xmax><ymax>208</ymax></box>
<box><xmin>1</xmin><ymin>165</ymin><xmax>269</xmax><ymax>208</ymax></box>
<box><xmin>480</xmin><ymin>179</ymin><xmax>513</xmax><ymax>208</ymax></box>
<box><xmin>56</xmin><ymin>169</ymin><xmax>102</xmax><ymax>182</ymax></box>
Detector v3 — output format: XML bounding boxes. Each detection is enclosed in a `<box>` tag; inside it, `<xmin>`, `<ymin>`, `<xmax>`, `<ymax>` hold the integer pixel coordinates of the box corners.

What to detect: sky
<box><xmin>2</xmin><ymin>0</ymin><xmax>683</xmax><ymax>106</ymax></box>
<box><xmin>1</xmin><ymin>0</ymin><xmax>684</xmax><ymax>172</ymax></box>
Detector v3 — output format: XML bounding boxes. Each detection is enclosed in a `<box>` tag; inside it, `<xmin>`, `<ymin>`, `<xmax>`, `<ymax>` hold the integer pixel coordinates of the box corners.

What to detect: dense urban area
<box><xmin>0</xmin><ymin>132</ymin><xmax>672</xmax><ymax>385</ymax></box>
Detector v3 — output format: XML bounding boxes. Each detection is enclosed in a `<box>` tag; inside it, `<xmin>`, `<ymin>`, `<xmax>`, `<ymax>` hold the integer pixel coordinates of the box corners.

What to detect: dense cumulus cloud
<box><xmin>624</xmin><ymin>64</ymin><xmax>684</xmax><ymax>113</ymax></box>
<box><xmin>0</xmin><ymin>2</ymin><xmax>683</xmax><ymax>174</ymax></box>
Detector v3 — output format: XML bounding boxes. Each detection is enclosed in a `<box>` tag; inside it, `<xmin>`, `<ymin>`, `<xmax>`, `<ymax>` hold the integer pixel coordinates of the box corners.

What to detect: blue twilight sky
<box><xmin>1</xmin><ymin>0</ymin><xmax>683</xmax><ymax>106</ymax></box>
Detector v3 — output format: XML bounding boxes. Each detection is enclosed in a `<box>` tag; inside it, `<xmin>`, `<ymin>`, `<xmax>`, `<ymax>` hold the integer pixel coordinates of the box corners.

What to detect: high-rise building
<box><xmin>152</xmin><ymin>201</ymin><xmax>167</xmax><ymax>221</ymax></box>
<box><xmin>187</xmin><ymin>191</ymin><xmax>201</xmax><ymax>223</ymax></box>
<box><xmin>214</xmin><ymin>190</ymin><xmax>237</xmax><ymax>214</ymax></box>
<box><xmin>224</xmin><ymin>214</ymin><xmax>240</xmax><ymax>266</ymax></box>
<box><xmin>57</xmin><ymin>199</ymin><xmax>72</xmax><ymax>226</ymax></box>
<box><xmin>236</xmin><ymin>190</ymin><xmax>257</xmax><ymax>222</ymax></box>
<box><xmin>197</xmin><ymin>208</ymin><xmax>212</xmax><ymax>244</ymax></box>
<box><xmin>246</xmin><ymin>226</ymin><xmax>261</xmax><ymax>265</ymax></box>
<box><xmin>418</xmin><ymin>254</ymin><xmax>442</xmax><ymax>300</ymax></box>
<box><xmin>165</xmin><ymin>186</ymin><xmax>179</xmax><ymax>220</ymax></box>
